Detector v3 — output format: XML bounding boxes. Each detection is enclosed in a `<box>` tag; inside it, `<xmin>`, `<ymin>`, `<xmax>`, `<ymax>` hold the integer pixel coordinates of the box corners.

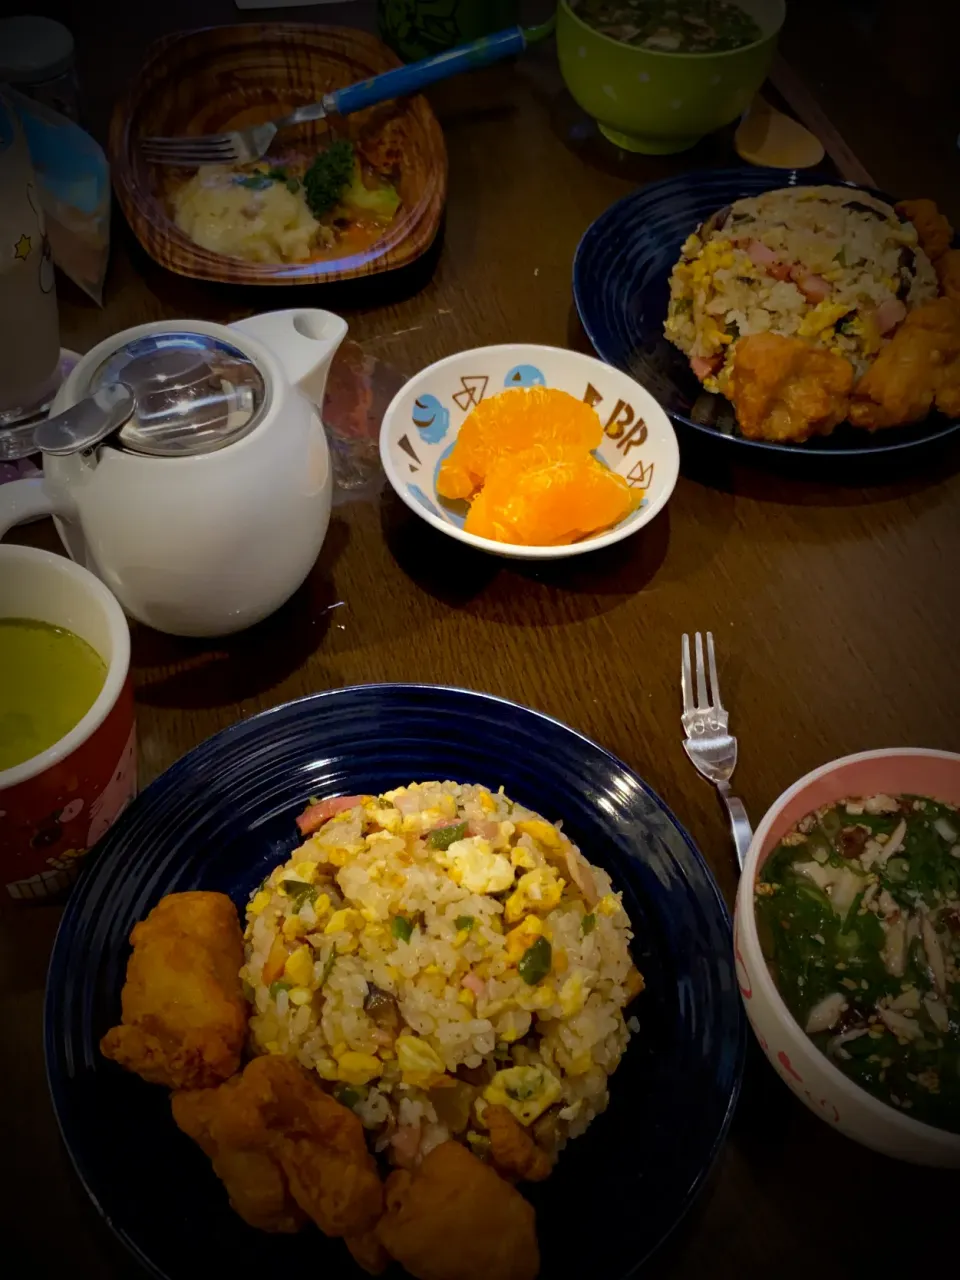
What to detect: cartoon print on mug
<box><xmin>86</xmin><ymin>724</ymin><xmax>137</xmax><ymax>847</ymax></box>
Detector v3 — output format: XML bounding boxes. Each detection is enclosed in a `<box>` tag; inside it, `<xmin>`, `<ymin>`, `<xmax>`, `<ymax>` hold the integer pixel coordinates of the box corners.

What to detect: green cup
<box><xmin>378</xmin><ymin>0</ymin><xmax>521</xmax><ymax>62</ymax></box>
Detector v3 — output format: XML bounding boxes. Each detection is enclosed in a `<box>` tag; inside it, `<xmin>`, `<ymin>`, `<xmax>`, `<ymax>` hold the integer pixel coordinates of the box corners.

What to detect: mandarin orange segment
<box><xmin>464</xmin><ymin>448</ymin><xmax>639</xmax><ymax>546</ymax></box>
<box><xmin>437</xmin><ymin>387</ymin><xmax>603</xmax><ymax>501</ymax></box>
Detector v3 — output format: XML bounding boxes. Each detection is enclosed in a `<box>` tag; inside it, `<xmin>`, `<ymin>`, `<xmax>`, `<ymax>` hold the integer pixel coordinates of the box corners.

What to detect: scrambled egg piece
<box><xmin>484</xmin><ymin>1065</ymin><xmax>562</xmax><ymax>1126</ymax></box>
<box><xmin>396</xmin><ymin>1034</ymin><xmax>446</xmax><ymax>1085</ymax></box>
<box><xmin>505</xmin><ymin>915</ymin><xmax>544</xmax><ymax>964</ymax></box>
<box><xmin>515</xmin><ymin>820</ymin><xmax>561</xmax><ymax>850</ymax></box>
<box><xmin>797</xmin><ymin>299</ymin><xmax>853</xmax><ymax>339</ymax></box>
<box><xmin>336</xmin><ymin>1051</ymin><xmax>383</xmax><ymax>1086</ymax></box>
<box><xmin>283</xmin><ymin>944</ymin><xmax>314</xmax><ymax>988</ymax></box>
<box><xmin>173</xmin><ymin>165</ymin><xmax>323</xmax><ymax>264</ymax></box>
<box><xmin>445</xmin><ymin>837</ymin><xmax>515</xmax><ymax>894</ymax></box>
<box><xmin>504</xmin><ymin>867</ymin><xmax>563</xmax><ymax>924</ymax></box>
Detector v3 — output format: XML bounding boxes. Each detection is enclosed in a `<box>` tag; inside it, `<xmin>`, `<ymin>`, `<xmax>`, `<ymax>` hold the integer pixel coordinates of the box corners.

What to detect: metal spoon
<box><xmin>0</xmin><ymin>382</ymin><xmax>135</xmax><ymax>462</ymax></box>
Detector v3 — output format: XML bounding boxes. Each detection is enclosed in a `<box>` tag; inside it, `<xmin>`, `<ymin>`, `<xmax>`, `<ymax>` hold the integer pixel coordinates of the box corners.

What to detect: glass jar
<box><xmin>0</xmin><ymin>16</ymin><xmax>80</xmax><ymax>122</ymax></box>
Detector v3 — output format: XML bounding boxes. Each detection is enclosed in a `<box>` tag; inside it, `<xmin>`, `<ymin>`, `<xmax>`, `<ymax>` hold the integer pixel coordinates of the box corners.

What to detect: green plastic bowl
<box><xmin>557</xmin><ymin>0</ymin><xmax>785</xmax><ymax>154</ymax></box>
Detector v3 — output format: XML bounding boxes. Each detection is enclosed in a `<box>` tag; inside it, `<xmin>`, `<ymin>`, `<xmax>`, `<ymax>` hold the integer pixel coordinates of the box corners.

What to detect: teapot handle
<box><xmin>231</xmin><ymin>309</ymin><xmax>348</xmax><ymax>396</ymax></box>
<box><xmin>0</xmin><ymin>475</ymin><xmax>67</xmax><ymax>537</ymax></box>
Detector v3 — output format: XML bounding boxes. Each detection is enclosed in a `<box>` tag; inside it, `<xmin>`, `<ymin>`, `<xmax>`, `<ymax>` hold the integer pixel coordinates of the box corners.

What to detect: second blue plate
<box><xmin>46</xmin><ymin>684</ymin><xmax>744</xmax><ymax>1279</ymax></box>
<box><xmin>574</xmin><ymin>167</ymin><xmax>960</xmax><ymax>459</ymax></box>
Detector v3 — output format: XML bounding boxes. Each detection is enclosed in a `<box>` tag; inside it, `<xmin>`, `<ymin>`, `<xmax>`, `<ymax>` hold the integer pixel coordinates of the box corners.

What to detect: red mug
<box><xmin>0</xmin><ymin>545</ymin><xmax>135</xmax><ymax>903</ymax></box>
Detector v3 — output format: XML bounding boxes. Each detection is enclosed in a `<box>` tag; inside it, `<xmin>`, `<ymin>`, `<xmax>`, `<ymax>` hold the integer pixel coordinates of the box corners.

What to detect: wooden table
<box><xmin>4</xmin><ymin>1</ymin><xmax>960</xmax><ymax>1274</ymax></box>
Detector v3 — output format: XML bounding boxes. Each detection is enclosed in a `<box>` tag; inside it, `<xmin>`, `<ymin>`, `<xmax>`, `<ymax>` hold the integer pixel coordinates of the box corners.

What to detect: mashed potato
<box><xmin>173</xmin><ymin>166</ymin><xmax>333</xmax><ymax>264</ymax></box>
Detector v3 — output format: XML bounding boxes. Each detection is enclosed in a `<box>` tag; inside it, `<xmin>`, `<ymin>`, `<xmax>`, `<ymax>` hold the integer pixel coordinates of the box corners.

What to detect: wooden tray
<box><xmin>109</xmin><ymin>24</ymin><xmax>448</xmax><ymax>286</ymax></box>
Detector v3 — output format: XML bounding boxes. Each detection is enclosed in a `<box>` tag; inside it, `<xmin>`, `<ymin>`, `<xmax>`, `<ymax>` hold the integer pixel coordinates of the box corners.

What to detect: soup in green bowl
<box><xmin>557</xmin><ymin>0</ymin><xmax>784</xmax><ymax>154</ymax></box>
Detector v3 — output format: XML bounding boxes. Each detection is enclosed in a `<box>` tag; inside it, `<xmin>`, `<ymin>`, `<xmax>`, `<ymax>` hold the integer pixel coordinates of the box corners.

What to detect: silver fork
<box><xmin>141</xmin><ymin>103</ymin><xmax>333</xmax><ymax>166</ymax></box>
<box><xmin>681</xmin><ymin>632</ymin><xmax>753</xmax><ymax>870</ymax></box>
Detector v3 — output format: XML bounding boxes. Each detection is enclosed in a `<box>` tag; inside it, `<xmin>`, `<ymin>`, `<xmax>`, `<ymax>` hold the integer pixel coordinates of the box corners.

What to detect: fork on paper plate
<box><xmin>681</xmin><ymin>632</ymin><xmax>753</xmax><ymax>870</ymax></box>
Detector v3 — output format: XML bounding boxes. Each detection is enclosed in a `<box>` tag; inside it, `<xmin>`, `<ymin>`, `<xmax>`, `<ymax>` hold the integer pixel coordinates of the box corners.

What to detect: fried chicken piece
<box><xmin>848</xmin><ymin>297</ymin><xmax>960</xmax><ymax>428</ymax></box>
<box><xmin>376</xmin><ymin>1141</ymin><xmax>539</xmax><ymax>1280</ymax></box>
<box><xmin>346</xmin><ymin>1230</ymin><xmax>392</xmax><ymax>1276</ymax></box>
<box><xmin>485</xmin><ymin>1104</ymin><xmax>553</xmax><ymax>1183</ymax></box>
<box><xmin>896</xmin><ymin>198</ymin><xmax>954</xmax><ymax>263</ymax></box>
<box><xmin>215</xmin><ymin>1055</ymin><xmax>384</xmax><ymax>1239</ymax></box>
<box><xmin>172</xmin><ymin>1081</ymin><xmax>307</xmax><ymax>1234</ymax></box>
<box><xmin>100</xmin><ymin>892</ymin><xmax>247</xmax><ymax>1090</ymax></box>
<box><xmin>731</xmin><ymin>334</ymin><xmax>854</xmax><ymax>443</ymax></box>
<box><xmin>936</xmin><ymin>249</ymin><xmax>960</xmax><ymax>302</ymax></box>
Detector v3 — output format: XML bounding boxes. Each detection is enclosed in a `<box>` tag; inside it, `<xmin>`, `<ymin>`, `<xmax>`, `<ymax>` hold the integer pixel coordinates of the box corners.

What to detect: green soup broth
<box><xmin>755</xmin><ymin>794</ymin><xmax>960</xmax><ymax>1133</ymax></box>
<box><xmin>570</xmin><ymin>0</ymin><xmax>763</xmax><ymax>53</ymax></box>
<box><xmin>0</xmin><ymin>618</ymin><xmax>107</xmax><ymax>770</ymax></box>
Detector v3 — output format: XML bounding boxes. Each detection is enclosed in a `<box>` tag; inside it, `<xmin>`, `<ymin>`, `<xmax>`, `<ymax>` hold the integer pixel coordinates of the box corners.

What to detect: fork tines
<box><xmin>140</xmin><ymin>136</ymin><xmax>239</xmax><ymax>166</ymax></box>
<box><xmin>681</xmin><ymin>631</ymin><xmax>724</xmax><ymax>713</ymax></box>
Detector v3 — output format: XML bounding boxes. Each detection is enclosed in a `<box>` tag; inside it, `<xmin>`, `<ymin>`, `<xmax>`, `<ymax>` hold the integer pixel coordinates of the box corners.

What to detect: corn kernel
<box><xmin>315</xmin><ymin>1057</ymin><xmax>339</xmax><ymax>1081</ymax></box>
<box><xmin>325</xmin><ymin>908</ymin><xmax>361</xmax><ymax>935</ymax></box>
<box><xmin>265</xmin><ymin>1040</ymin><xmax>282</xmax><ymax>1055</ymax></box>
<box><xmin>250</xmin><ymin>890</ymin><xmax>272</xmax><ymax>916</ymax></box>
<box><xmin>283</xmin><ymin>916</ymin><xmax>306</xmax><ymax>942</ymax></box>
<box><xmin>597</xmin><ymin>894</ymin><xmax>619</xmax><ymax>917</ymax></box>
<box><xmin>332</xmin><ymin>1041</ymin><xmax>348</xmax><ymax>1059</ymax></box>
<box><xmin>289</xmin><ymin>987</ymin><xmax>312</xmax><ymax>1006</ymax></box>
<box><xmin>293</xmin><ymin>861</ymin><xmax>318</xmax><ymax>883</ymax></box>
<box><xmin>458</xmin><ymin>988</ymin><xmax>475</xmax><ymax>1006</ymax></box>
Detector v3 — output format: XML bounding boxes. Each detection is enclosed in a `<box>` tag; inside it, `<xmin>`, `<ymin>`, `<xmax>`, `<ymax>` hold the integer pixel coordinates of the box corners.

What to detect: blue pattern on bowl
<box><xmin>573</xmin><ymin>167</ymin><xmax>960</xmax><ymax>458</ymax></box>
<box><xmin>46</xmin><ymin>685</ymin><xmax>744</xmax><ymax>1280</ymax></box>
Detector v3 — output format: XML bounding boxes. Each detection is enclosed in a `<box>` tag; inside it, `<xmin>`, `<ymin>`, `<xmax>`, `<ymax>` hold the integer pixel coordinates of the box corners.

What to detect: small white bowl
<box><xmin>379</xmin><ymin>343</ymin><xmax>679</xmax><ymax>559</ymax></box>
<box><xmin>735</xmin><ymin>748</ymin><xmax>960</xmax><ymax>1166</ymax></box>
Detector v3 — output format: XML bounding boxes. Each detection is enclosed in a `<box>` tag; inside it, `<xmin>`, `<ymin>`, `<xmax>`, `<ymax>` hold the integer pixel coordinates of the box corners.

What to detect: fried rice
<box><xmin>664</xmin><ymin>185</ymin><xmax>939</xmax><ymax>395</ymax></box>
<box><xmin>240</xmin><ymin>782</ymin><xmax>638</xmax><ymax>1170</ymax></box>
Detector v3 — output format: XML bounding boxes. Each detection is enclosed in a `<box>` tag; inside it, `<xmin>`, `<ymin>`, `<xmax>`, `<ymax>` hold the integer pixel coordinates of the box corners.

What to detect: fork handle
<box><xmin>327</xmin><ymin>26</ymin><xmax>528</xmax><ymax>118</ymax></box>
<box><xmin>716</xmin><ymin>781</ymin><xmax>753</xmax><ymax>872</ymax></box>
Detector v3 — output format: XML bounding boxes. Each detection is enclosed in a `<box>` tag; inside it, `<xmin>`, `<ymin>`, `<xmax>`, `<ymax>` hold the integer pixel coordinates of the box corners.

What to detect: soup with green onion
<box><xmin>755</xmin><ymin>794</ymin><xmax>960</xmax><ymax>1133</ymax></box>
<box><xmin>570</xmin><ymin>0</ymin><xmax>764</xmax><ymax>53</ymax></box>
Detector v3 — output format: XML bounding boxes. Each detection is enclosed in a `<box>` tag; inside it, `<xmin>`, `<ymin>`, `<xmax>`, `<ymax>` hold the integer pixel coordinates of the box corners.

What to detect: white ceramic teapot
<box><xmin>0</xmin><ymin>309</ymin><xmax>346</xmax><ymax>637</ymax></box>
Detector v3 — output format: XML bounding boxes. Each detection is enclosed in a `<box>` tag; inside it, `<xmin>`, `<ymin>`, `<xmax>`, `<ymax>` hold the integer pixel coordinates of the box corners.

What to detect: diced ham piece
<box><xmin>746</xmin><ymin>239</ymin><xmax>779</xmax><ymax>267</ymax></box>
<box><xmin>467</xmin><ymin>819</ymin><xmax>500</xmax><ymax>841</ymax></box>
<box><xmin>873</xmin><ymin>298</ymin><xmax>907</xmax><ymax>335</ymax></box>
<box><xmin>790</xmin><ymin>267</ymin><xmax>832</xmax><ymax>303</ymax></box>
<box><xmin>744</xmin><ymin>240</ymin><xmax>793</xmax><ymax>281</ymax></box>
<box><xmin>296</xmin><ymin>795</ymin><xmax>366</xmax><ymax>836</ymax></box>
<box><xmin>461</xmin><ymin>973</ymin><xmax>486</xmax><ymax>999</ymax></box>
<box><xmin>690</xmin><ymin>354</ymin><xmax>722</xmax><ymax>382</ymax></box>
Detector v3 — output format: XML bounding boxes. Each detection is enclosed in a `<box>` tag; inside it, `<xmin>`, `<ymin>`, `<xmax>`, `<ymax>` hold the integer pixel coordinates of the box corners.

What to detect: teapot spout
<box><xmin>231</xmin><ymin>309</ymin><xmax>348</xmax><ymax>406</ymax></box>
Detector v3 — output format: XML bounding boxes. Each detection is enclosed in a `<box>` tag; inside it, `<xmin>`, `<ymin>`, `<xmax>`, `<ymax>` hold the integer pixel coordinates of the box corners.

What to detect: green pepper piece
<box><xmin>581</xmin><ymin>912</ymin><xmax>596</xmax><ymax>936</ymax></box>
<box><xmin>454</xmin><ymin>915</ymin><xmax>475</xmax><ymax>932</ymax></box>
<box><xmin>320</xmin><ymin>952</ymin><xmax>337</xmax><ymax>986</ymax></box>
<box><xmin>333</xmin><ymin>1084</ymin><xmax>361</xmax><ymax>1109</ymax></box>
<box><xmin>269</xmin><ymin>980</ymin><xmax>292</xmax><ymax>999</ymax></box>
<box><xmin>392</xmin><ymin>915</ymin><xmax>413</xmax><ymax>943</ymax></box>
<box><xmin>282</xmin><ymin>880</ymin><xmax>318</xmax><ymax>911</ymax></box>
<box><xmin>233</xmin><ymin>173</ymin><xmax>273</xmax><ymax>190</ymax></box>
<box><xmin>427</xmin><ymin>822</ymin><xmax>468</xmax><ymax>851</ymax></box>
<box><xmin>518</xmin><ymin>936</ymin><xmax>552</xmax><ymax>985</ymax></box>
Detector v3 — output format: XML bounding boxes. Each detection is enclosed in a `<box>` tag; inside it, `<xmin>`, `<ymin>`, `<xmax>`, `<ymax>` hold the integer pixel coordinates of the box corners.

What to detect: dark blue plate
<box><xmin>46</xmin><ymin>685</ymin><xmax>744</xmax><ymax>1280</ymax></box>
<box><xmin>574</xmin><ymin>167</ymin><xmax>960</xmax><ymax>458</ymax></box>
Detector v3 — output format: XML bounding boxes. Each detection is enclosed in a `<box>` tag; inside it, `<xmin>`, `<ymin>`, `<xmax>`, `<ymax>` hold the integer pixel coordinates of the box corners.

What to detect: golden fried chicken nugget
<box><xmin>172</xmin><ymin>1081</ymin><xmax>307</xmax><ymax>1234</ymax></box>
<box><xmin>100</xmin><ymin>892</ymin><xmax>247</xmax><ymax>1090</ymax></box>
<box><xmin>376</xmin><ymin>1141</ymin><xmax>539</xmax><ymax>1280</ymax></box>
<box><xmin>849</xmin><ymin>297</ymin><xmax>960</xmax><ymax>428</ymax></box>
<box><xmin>936</xmin><ymin>249</ymin><xmax>960</xmax><ymax>303</ymax></box>
<box><xmin>216</xmin><ymin>1055</ymin><xmax>384</xmax><ymax>1239</ymax></box>
<box><xmin>346</xmin><ymin>1230</ymin><xmax>392</xmax><ymax>1276</ymax></box>
<box><xmin>897</xmin><ymin>198</ymin><xmax>954</xmax><ymax>263</ymax></box>
<box><xmin>731</xmin><ymin>334</ymin><xmax>854</xmax><ymax>443</ymax></box>
<box><xmin>485</xmin><ymin>1104</ymin><xmax>553</xmax><ymax>1183</ymax></box>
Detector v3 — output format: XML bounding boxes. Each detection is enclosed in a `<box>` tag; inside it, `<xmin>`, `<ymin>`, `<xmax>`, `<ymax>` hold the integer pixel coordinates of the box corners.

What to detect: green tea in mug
<box><xmin>0</xmin><ymin>618</ymin><xmax>106</xmax><ymax>769</ymax></box>
<box><xmin>378</xmin><ymin>0</ymin><xmax>521</xmax><ymax>61</ymax></box>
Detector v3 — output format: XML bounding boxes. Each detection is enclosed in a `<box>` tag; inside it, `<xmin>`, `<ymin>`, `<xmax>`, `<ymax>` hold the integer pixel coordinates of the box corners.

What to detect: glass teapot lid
<box><xmin>86</xmin><ymin>331</ymin><xmax>266</xmax><ymax>457</ymax></box>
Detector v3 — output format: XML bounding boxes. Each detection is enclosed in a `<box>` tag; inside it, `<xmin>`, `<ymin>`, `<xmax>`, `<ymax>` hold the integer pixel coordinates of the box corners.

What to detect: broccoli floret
<box><xmin>303</xmin><ymin>139</ymin><xmax>356</xmax><ymax>218</ymax></box>
<box><xmin>341</xmin><ymin>164</ymin><xmax>401</xmax><ymax>220</ymax></box>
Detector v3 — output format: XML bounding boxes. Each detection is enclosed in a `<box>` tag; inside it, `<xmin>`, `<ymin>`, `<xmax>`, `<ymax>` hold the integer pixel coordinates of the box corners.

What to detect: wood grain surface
<box><xmin>4</xmin><ymin>0</ymin><xmax>960</xmax><ymax>1275</ymax></box>
<box><xmin>110</xmin><ymin>23</ymin><xmax>448</xmax><ymax>284</ymax></box>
